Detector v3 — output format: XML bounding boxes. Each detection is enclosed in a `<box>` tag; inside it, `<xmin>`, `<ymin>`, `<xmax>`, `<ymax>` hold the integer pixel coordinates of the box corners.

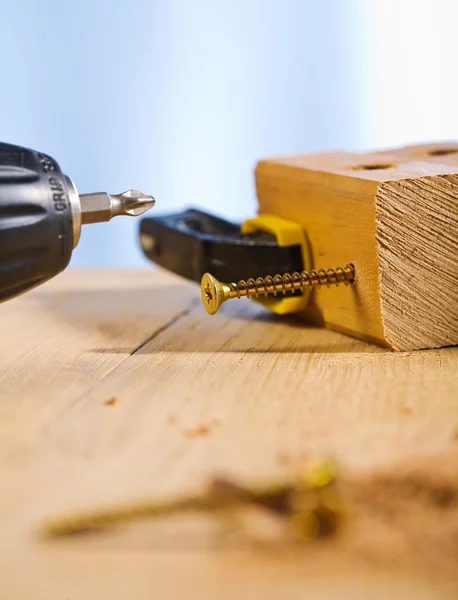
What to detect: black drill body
<box><xmin>0</xmin><ymin>142</ymin><xmax>73</xmax><ymax>302</ymax></box>
<box><xmin>0</xmin><ymin>142</ymin><xmax>154</xmax><ymax>303</ymax></box>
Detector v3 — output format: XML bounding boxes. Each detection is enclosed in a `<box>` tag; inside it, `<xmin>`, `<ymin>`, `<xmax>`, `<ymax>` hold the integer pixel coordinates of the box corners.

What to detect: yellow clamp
<box><xmin>240</xmin><ymin>214</ymin><xmax>311</xmax><ymax>315</ymax></box>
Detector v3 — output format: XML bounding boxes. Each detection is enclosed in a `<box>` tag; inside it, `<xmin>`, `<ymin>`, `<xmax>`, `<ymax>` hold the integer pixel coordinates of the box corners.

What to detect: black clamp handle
<box><xmin>139</xmin><ymin>208</ymin><xmax>303</xmax><ymax>283</ymax></box>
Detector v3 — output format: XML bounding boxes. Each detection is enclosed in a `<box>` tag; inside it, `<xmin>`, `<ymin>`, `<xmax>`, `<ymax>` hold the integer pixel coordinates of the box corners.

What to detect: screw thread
<box><xmin>228</xmin><ymin>264</ymin><xmax>355</xmax><ymax>299</ymax></box>
<box><xmin>201</xmin><ymin>264</ymin><xmax>355</xmax><ymax>315</ymax></box>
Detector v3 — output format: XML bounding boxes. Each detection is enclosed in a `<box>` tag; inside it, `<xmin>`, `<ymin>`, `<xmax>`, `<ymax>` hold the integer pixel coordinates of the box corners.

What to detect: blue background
<box><xmin>1</xmin><ymin>0</ymin><xmax>457</xmax><ymax>266</ymax></box>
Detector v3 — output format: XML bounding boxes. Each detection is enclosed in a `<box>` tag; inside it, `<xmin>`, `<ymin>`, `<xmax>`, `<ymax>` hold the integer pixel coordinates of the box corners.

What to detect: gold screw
<box><xmin>41</xmin><ymin>459</ymin><xmax>342</xmax><ymax>541</ymax></box>
<box><xmin>201</xmin><ymin>264</ymin><xmax>355</xmax><ymax>315</ymax></box>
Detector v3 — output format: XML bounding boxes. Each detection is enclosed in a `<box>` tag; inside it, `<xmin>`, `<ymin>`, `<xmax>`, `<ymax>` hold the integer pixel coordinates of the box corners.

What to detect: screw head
<box><xmin>201</xmin><ymin>273</ymin><xmax>225</xmax><ymax>315</ymax></box>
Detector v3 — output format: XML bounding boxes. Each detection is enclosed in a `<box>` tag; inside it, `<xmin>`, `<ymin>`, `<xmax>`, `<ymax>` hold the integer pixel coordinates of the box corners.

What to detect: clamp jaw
<box><xmin>140</xmin><ymin>208</ymin><xmax>309</xmax><ymax>316</ymax></box>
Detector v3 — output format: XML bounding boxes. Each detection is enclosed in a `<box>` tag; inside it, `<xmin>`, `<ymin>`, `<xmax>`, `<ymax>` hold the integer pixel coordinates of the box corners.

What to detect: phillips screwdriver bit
<box><xmin>80</xmin><ymin>190</ymin><xmax>155</xmax><ymax>224</ymax></box>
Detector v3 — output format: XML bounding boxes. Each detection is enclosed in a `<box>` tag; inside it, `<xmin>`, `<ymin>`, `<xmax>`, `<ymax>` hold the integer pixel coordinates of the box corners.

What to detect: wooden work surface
<box><xmin>1</xmin><ymin>269</ymin><xmax>458</xmax><ymax>599</ymax></box>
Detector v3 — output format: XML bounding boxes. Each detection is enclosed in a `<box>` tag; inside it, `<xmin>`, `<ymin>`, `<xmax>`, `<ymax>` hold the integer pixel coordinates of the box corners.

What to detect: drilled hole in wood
<box><xmin>428</xmin><ymin>148</ymin><xmax>458</xmax><ymax>156</ymax></box>
<box><xmin>351</xmin><ymin>163</ymin><xmax>394</xmax><ymax>171</ymax></box>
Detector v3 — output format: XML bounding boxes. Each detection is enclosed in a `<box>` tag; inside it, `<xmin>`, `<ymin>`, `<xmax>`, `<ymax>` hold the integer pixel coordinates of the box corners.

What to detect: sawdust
<box><xmin>104</xmin><ymin>397</ymin><xmax>119</xmax><ymax>407</ymax></box>
<box><xmin>185</xmin><ymin>419</ymin><xmax>221</xmax><ymax>438</ymax></box>
<box><xmin>186</xmin><ymin>425</ymin><xmax>211</xmax><ymax>438</ymax></box>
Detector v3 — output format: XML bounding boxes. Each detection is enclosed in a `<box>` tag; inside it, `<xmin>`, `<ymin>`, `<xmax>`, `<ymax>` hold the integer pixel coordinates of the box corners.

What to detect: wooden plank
<box><xmin>255</xmin><ymin>148</ymin><xmax>458</xmax><ymax>350</ymax></box>
<box><xmin>0</xmin><ymin>269</ymin><xmax>457</xmax><ymax>599</ymax></box>
<box><xmin>0</xmin><ymin>268</ymin><xmax>196</xmax><ymax>455</ymax></box>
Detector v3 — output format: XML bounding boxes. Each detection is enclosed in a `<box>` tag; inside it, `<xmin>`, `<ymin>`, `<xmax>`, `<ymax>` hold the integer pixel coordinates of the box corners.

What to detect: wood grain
<box><xmin>0</xmin><ymin>269</ymin><xmax>458</xmax><ymax>599</ymax></box>
<box><xmin>255</xmin><ymin>147</ymin><xmax>458</xmax><ymax>350</ymax></box>
<box><xmin>376</xmin><ymin>175</ymin><xmax>458</xmax><ymax>349</ymax></box>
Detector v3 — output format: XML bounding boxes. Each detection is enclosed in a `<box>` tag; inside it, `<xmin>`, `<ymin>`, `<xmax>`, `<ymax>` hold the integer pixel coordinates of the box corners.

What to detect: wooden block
<box><xmin>255</xmin><ymin>147</ymin><xmax>458</xmax><ymax>350</ymax></box>
<box><xmin>385</xmin><ymin>141</ymin><xmax>458</xmax><ymax>165</ymax></box>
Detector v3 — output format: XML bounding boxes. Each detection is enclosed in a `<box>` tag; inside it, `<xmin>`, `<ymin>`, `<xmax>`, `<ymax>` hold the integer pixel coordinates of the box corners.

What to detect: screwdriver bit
<box><xmin>80</xmin><ymin>190</ymin><xmax>155</xmax><ymax>224</ymax></box>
